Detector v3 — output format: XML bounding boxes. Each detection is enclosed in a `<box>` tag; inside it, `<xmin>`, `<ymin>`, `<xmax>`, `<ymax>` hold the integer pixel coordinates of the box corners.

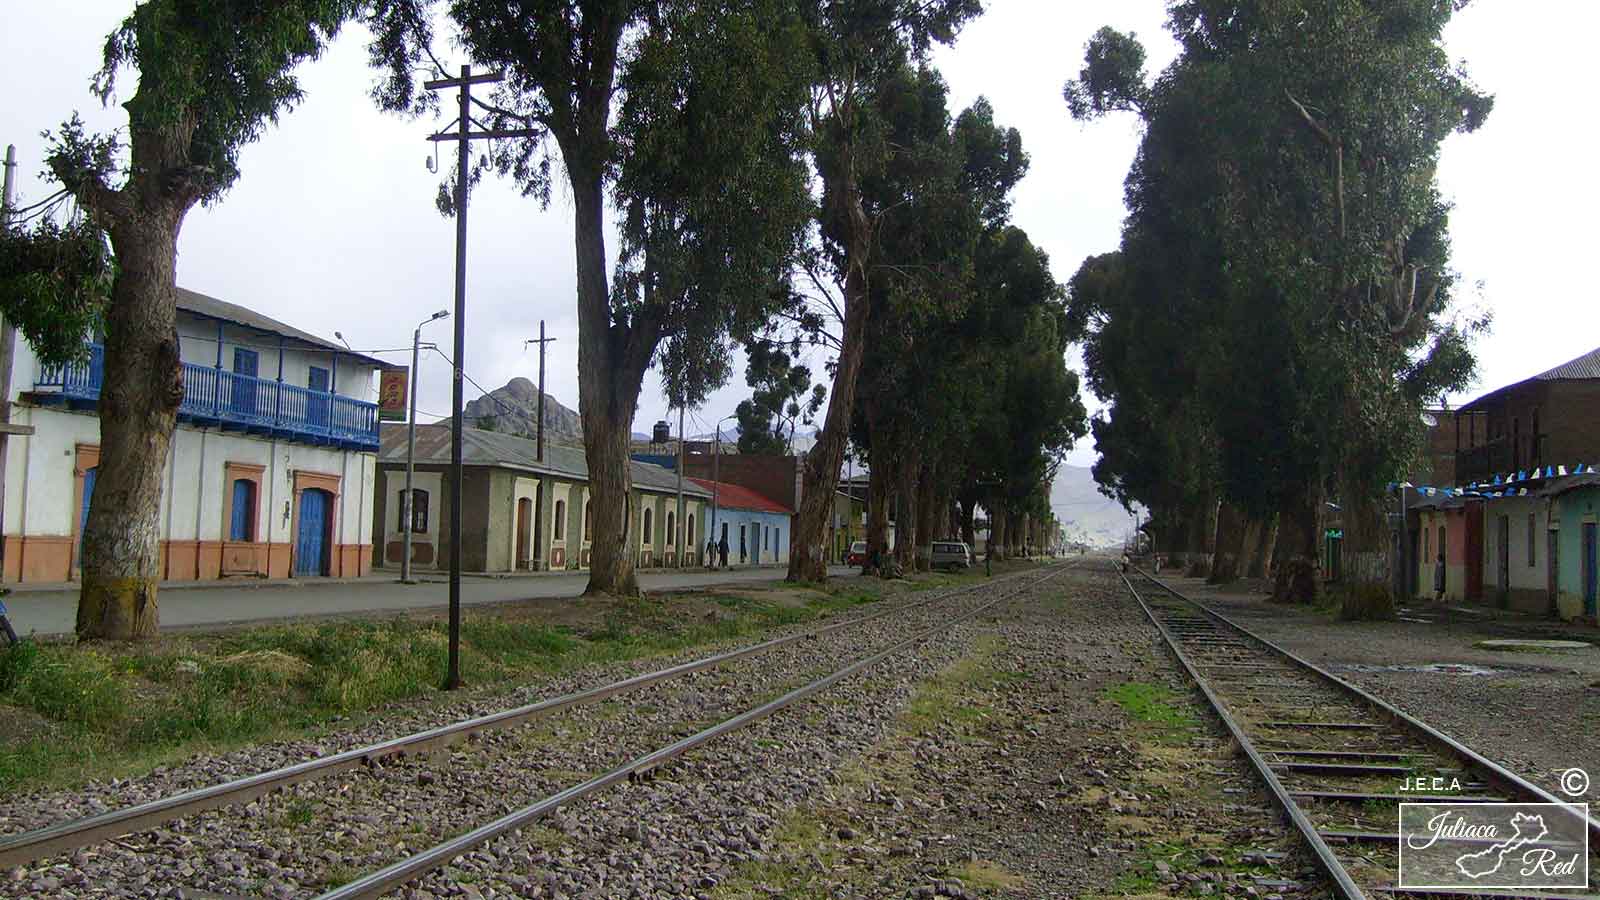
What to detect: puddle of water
<box><xmin>1340</xmin><ymin>662</ymin><xmax>1503</xmax><ymax>676</ymax></box>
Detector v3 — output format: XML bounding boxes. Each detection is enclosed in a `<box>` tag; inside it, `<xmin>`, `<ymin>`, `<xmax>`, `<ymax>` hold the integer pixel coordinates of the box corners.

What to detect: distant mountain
<box><xmin>462</xmin><ymin>377</ymin><xmax>583</xmax><ymax>444</ymax></box>
<box><xmin>1051</xmin><ymin>464</ymin><xmax>1140</xmax><ymax>548</ymax></box>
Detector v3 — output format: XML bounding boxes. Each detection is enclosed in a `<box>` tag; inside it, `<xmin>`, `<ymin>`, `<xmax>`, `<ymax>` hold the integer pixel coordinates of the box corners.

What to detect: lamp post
<box><xmin>1396</xmin><ymin>481</ymin><xmax>1414</xmax><ymax>601</ymax></box>
<box><xmin>710</xmin><ymin>413</ymin><xmax>737</xmax><ymax>567</ymax></box>
<box><xmin>402</xmin><ymin>310</ymin><xmax>449</xmax><ymax>583</ymax></box>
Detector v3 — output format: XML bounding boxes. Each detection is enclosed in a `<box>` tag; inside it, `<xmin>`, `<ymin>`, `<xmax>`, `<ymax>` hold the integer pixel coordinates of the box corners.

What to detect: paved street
<box><xmin>4</xmin><ymin>566</ymin><xmax>855</xmax><ymax>637</ymax></box>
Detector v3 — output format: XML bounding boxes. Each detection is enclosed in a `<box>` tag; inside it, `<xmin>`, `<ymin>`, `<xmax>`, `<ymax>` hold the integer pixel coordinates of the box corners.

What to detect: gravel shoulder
<box><xmin>1156</xmin><ymin>573</ymin><xmax>1600</xmax><ymax>800</ymax></box>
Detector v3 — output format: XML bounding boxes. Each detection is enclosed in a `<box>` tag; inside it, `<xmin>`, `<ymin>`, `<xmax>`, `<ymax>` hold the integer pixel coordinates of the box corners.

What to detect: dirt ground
<box><xmin>715</xmin><ymin>564</ymin><xmax>1331</xmax><ymax>899</ymax></box>
<box><xmin>1158</xmin><ymin>573</ymin><xmax>1600</xmax><ymax>802</ymax></box>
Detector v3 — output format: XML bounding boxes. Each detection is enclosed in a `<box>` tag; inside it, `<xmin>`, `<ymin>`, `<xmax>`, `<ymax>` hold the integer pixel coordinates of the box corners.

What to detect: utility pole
<box><xmin>523</xmin><ymin>322</ymin><xmax>556</xmax><ymax>464</ymax></box>
<box><xmin>0</xmin><ymin>145</ymin><xmax>19</xmax><ymax>587</ymax></box>
<box><xmin>424</xmin><ymin>66</ymin><xmax>540</xmax><ymax>690</ymax></box>
<box><xmin>675</xmin><ymin>405</ymin><xmax>685</xmax><ymax>567</ymax></box>
<box><xmin>402</xmin><ymin>310</ymin><xmax>448</xmax><ymax>583</ymax></box>
<box><xmin>524</xmin><ymin>322</ymin><xmax>556</xmax><ymax>572</ymax></box>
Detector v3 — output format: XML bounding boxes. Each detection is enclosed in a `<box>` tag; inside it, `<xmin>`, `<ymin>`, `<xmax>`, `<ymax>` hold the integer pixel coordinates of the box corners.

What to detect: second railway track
<box><xmin>1122</xmin><ymin>566</ymin><xmax>1599</xmax><ymax>900</ymax></box>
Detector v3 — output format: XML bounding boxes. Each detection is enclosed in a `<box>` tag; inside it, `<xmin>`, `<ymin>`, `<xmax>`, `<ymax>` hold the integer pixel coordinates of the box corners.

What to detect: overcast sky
<box><xmin>3</xmin><ymin>2</ymin><xmax>1595</xmax><ymax>477</ymax></box>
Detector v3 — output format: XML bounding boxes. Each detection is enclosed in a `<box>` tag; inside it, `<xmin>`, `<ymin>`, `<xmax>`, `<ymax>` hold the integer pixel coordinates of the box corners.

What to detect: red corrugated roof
<box><xmin>689</xmin><ymin>478</ymin><xmax>792</xmax><ymax>514</ymax></box>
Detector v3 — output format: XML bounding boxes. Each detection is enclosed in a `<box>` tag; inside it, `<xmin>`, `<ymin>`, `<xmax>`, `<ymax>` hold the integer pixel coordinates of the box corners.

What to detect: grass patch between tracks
<box><xmin>0</xmin><ymin>565</ymin><xmax>1034</xmax><ymax>793</ymax></box>
<box><xmin>1102</xmin><ymin>681</ymin><xmax>1199</xmax><ymax>742</ymax></box>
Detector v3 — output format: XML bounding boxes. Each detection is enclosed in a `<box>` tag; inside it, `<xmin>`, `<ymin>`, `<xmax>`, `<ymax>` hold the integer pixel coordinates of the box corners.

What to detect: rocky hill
<box><xmin>1051</xmin><ymin>464</ymin><xmax>1141</xmax><ymax>548</ymax></box>
<box><xmin>462</xmin><ymin>377</ymin><xmax>584</xmax><ymax>445</ymax></box>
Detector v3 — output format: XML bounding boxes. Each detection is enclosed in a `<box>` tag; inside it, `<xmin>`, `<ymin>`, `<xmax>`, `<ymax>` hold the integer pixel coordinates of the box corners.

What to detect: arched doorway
<box><xmin>517</xmin><ymin>497</ymin><xmax>533</xmax><ymax>570</ymax></box>
<box><xmin>295</xmin><ymin>488</ymin><xmax>332</xmax><ymax>577</ymax></box>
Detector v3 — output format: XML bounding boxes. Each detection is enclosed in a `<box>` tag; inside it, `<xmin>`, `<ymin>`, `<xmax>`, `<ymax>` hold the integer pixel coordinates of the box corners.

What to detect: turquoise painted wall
<box><xmin>1555</xmin><ymin>485</ymin><xmax>1600</xmax><ymax>618</ymax></box>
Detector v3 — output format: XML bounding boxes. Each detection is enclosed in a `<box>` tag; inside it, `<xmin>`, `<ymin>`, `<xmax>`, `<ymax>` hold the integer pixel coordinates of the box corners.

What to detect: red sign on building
<box><xmin>378</xmin><ymin>368</ymin><xmax>408</xmax><ymax>421</ymax></box>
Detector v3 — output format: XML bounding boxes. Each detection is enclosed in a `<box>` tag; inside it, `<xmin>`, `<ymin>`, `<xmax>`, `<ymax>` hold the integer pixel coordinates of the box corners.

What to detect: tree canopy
<box><xmin>1066</xmin><ymin>0</ymin><xmax>1492</xmax><ymax>598</ymax></box>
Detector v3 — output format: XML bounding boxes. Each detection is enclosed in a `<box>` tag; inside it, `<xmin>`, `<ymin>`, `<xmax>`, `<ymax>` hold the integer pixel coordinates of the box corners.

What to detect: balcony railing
<box><xmin>35</xmin><ymin>344</ymin><xmax>379</xmax><ymax>449</ymax></box>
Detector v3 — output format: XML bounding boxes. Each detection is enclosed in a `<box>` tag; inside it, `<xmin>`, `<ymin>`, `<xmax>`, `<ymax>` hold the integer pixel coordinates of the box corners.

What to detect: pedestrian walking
<box><xmin>1120</xmin><ymin>552</ymin><xmax>1130</xmax><ymax>574</ymax></box>
<box><xmin>1433</xmin><ymin>550</ymin><xmax>1446</xmax><ymax>602</ymax></box>
<box><xmin>705</xmin><ymin>540</ymin><xmax>716</xmax><ymax>569</ymax></box>
<box><xmin>718</xmin><ymin>535</ymin><xmax>729</xmax><ymax>569</ymax></box>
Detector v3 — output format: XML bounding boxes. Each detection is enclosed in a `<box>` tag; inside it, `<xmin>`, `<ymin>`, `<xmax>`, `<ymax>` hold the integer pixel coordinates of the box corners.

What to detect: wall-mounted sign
<box><xmin>379</xmin><ymin>368</ymin><xmax>409</xmax><ymax>421</ymax></box>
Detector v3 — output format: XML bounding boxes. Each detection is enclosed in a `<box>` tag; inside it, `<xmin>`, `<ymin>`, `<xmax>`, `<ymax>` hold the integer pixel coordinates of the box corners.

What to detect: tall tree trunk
<box><xmin>865</xmin><ymin>455</ymin><xmax>892</xmax><ymax>573</ymax></box>
<box><xmin>788</xmin><ymin>181</ymin><xmax>871</xmax><ymax>582</ymax></box>
<box><xmin>914</xmin><ymin>470</ymin><xmax>937</xmax><ymax>571</ymax></box>
<box><xmin>1272</xmin><ymin>486</ymin><xmax>1323</xmax><ymax>604</ymax></box>
<box><xmin>569</xmin><ymin>164</ymin><xmax>654</xmax><ymax>596</ymax></box>
<box><xmin>988</xmin><ymin>503</ymin><xmax>1005</xmax><ymax>560</ymax></box>
<box><xmin>77</xmin><ymin>216</ymin><xmax>186</xmax><ymax>641</ymax></box>
<box><xmin>958</xmin><ymin>498</ymin><xmax>976</xmax><ymax>547</ymax></box>
<box><xmin>1238</xmin><ymin>517</ymin><xmax>1263</xmax><ymax>580</ymax></box>
<box><xmin>893</xmin><ymin>456</ymin><xmax>918</xmax><ymax>571</ymax></box>
<box><xmin>1248</xmin><ymin>514</ymin><xmax>1279</xmax><ymax>579</ymax></box>
<box><xmin>1209</xmin><ymin>501</ymin><xmax>1246</xmax><ymax>584</ymax></box>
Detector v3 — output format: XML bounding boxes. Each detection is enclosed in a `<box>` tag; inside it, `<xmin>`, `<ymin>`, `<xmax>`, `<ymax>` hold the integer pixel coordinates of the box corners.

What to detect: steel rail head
<box><xmin>1118</xmin><ymin>572</ymin><xmax>1370</xmax><ymax>900</ymax></box>
<box><xmin>0</xmin><ymin>567</ymin><xmax>1045</xmax><ymax>870</ymax></box>
<box><xmin>1130</xmin><ymin>567</ymin><xmax>1600</xmax><ymax>844</ymax></box>
<box><xmin>315</xmin><ymin>564</ymin><xmax>1070</xmax><ymax>900</ymax></box>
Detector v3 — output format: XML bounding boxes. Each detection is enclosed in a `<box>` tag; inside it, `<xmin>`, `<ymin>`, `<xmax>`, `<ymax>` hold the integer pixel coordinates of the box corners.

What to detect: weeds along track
<box><xmin>1122</xmin><ymin>567</ymin><xmax>1600</xmax><ymax>900</ymax></box>
<box><xmin>0</xmin><ymin>564</ymin><xmax>1063</xmax><ymax>885</ymax></box>
<box><xmin>306</xmin><ymin>562</ymin><xmax>1069</xmax><ymax>900</ymax></box>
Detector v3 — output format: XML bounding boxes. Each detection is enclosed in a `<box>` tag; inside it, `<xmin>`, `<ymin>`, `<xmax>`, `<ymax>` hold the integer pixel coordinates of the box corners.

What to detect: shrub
<box><xmin>1337</xmin><ymin>583</ymin><xmax>1396</xmax><ymax>621</ymax></box>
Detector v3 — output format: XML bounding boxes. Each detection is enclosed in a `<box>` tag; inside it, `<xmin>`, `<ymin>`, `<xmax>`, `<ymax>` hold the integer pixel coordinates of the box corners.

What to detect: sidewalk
<box><xmin>3</xmin><ymin>565</ymin><xmax>854</xmax><ymax>638</ymax></box>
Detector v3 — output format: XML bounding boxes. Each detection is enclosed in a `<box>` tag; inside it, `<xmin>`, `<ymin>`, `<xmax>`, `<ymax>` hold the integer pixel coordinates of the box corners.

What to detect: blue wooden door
<box><xmin>1584</xmin><ymin>523</ymin><xmax>1598</xmax><ymax>617</ymax></box>
<box><xmin>308</xmin><ymin>366</ymin><xmax>330</xmax><ymax>429</ymax></box>
<box><xmin>296</xmin><ymin>489</ymin><xmax>329</xmax><ymax>576</ymax></box>
<box><xmin>230</xmin><ymin>479</ymin><xmax>254</xmax><ymax>541</ymax></box>
<box><xmin>232</xmin><ymin>348</ymin><xmax>258</xmax><ymax>416</ymax></box>
<box><xmin>78</xmin><ymin>467</ymin><xmax>97</xmax><ymax>561</ymax></box>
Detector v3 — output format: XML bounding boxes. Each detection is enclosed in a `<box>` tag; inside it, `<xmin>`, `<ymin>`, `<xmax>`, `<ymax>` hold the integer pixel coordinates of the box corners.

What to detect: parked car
<box><xmin>930</xmin><ymin>540</ymin><xmax>972</xmax><ymax>571</ymax></box>
<box><xmin>846</xmin><ymin>541</ymin><xmax>868</xmax><ymax>566</ymax></box>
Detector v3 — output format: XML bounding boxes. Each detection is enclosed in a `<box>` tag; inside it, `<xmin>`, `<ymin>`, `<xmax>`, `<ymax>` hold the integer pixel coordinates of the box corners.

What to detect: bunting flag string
<box><xmin>1386</xmin><ymin>463</ymin><xmax>1598</xmax><ymax>503</ymax></box>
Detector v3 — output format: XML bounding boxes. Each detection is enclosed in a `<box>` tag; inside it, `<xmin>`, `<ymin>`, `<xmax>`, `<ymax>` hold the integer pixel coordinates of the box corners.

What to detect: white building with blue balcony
<box><xmin>2</xmin><ymin>288</ymin><xmax>382</xmax><ymax>584</ymax></box>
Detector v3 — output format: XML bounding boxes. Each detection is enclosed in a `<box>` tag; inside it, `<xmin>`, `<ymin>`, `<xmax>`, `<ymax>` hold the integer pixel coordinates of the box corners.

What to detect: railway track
<box><xmin>1122</xmin><ymin>567</ymin><xmax>1599</xmax><ymax>900</ymax></box>
<box><xmin>0</xmin><ymin>563</ymin><xmax>1066</xmax><ymax>894</ymax></box>
<box><xmin>309</xmin><ymin>560</ymin><xmax>1067</xmax><ymax>899</ymax></box>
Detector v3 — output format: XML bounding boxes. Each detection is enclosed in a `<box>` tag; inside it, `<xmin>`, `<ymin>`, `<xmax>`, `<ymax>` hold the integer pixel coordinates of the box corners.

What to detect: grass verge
<box><xmin>0</xmin><ymin>569</ymin><xmax>1003</xmax><ymax>794</ymax></box>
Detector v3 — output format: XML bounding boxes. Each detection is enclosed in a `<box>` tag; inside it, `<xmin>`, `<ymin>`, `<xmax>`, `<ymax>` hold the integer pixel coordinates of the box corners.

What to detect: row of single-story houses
<box><xmin>0</xmin><ymin>287</ymin><xmax>803</xmax><ymax>585</ymax></box>
<box><xmin>372</xmin><ymin>424</ymin><xmax>799</xmax><ymax>574</ymax></box>
<box><xmin>1411</xmin><ymin>471</ymin><xmax>1599</xmax><ymax>620</ymax></box>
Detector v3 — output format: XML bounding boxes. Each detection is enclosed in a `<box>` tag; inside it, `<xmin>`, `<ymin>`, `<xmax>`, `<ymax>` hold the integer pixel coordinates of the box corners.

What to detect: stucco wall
<box><xmin>1480</xmin><ymin>497</ymin><xmax>1554</xmax><ymax>614</ymax></box>
<box><xmin>1555</xmin><ymin>486</ymin><xmax>1599</xmax><ymax>619</ymax></box>
<box><xmin>4</xmin><ymin>405</ymin><xmax>374</xmax><ymax>583</ymax></box>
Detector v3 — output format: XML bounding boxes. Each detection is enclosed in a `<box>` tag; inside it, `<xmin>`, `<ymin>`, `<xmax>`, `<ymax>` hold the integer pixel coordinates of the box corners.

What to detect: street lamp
<box><xmin>401</xmin><ymin>309</ymin><xmax>450</xmax><ymax>583</ymax></box>
<box><xmin>710</xmin><ymin>413</ymin><xmax>737</xmax><ymax>568</ymax></box>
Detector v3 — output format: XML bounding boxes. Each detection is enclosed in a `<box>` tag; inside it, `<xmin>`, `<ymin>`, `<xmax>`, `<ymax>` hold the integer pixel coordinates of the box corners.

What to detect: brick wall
<box><xmin>681</xmin><ymin>453</ymin><xmax>800</xmax><ymax>510</ymax></box>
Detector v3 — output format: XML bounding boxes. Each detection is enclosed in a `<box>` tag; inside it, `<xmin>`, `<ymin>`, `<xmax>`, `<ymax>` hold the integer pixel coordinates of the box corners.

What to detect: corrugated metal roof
<box><xmin>378</xmin><ymin>423</ymin><xmax>710</xmax><ymax>497</ymax></box>
<box><xmin>689</xmin><ymin>478</ymin><xmax>793</xmax><ymax>514</ymax></box>
<box><xmin>1461</xmin><ymin>344</ymin><xmax>1600</xmax><ymax>412</ymax></box>
<box><xmin>177</xmin><ymin>287</ymin><xmax>388</xmax><ymax>368</ymax></box>
<box><xmin>1532</xmin><ymin>345</ymin><xmax>1600</xmax><ymax>381</ymax></box>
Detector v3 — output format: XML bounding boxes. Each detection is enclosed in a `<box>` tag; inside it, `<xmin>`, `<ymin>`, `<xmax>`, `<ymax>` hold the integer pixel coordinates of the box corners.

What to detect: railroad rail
<box><xmin>314</xmin><ymin>561</ymin><xmax>1068</xmax><ymax>899</ymax></box>
<box><xmin>0</xmin><ymin>565</ymin><xmax>1052</xmax><ymax>871</ymax></box>
<box><xmin>1121</xmin><ymin>567</ymin><xmax>1599</xmax><ymax>900</ymax></box>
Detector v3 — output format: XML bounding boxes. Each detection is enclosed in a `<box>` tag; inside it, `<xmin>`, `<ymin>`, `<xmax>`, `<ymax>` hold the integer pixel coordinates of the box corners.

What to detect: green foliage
<box><xmin>736</xmin><ymin>342</ymin><xmax>825</xmax><ymax>454</ymax></box>
<box><xmin>0</xmin><ymin>215</ymin><xmax>112</xmax><ymax>366</ymax></box>
<box><xmin>1067</xmin><ymin>0</ymin><xmax>1493</xmax><ymax>576</ymax></box>
<box><xmin>1062</xmin><ymin>26</ymin><xmax>1148</xmax><ymax>118</ymax></box>
<box><xmin>84</xmin><ymin>0</ymin><xmax>361</xmax><ymax>205</ymax></box>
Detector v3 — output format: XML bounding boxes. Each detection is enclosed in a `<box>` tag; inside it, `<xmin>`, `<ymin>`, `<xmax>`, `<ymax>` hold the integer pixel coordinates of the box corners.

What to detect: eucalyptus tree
<box><xmin>783</xmin><ymin>0</ymin><xmax>983</xmax><ymax>583</ymax></box>
<box><xmin>734</xmin><ymin>342</ymin><xmax>825</xmax><ymax>456</ymax></box>
<box><xmin>0</xmin><ymin>0</ymin><xmax>360</xmax><ymax>640</ymax></box>
<box><xmin>1067</xmin><ymin>0</ymin><xmax>1491</xmax><ymax>600</ymax></box>
<box><xmin>370</xmin><ymin>0</ymin><xmax>814</xmax><ymax>595</ymax></box>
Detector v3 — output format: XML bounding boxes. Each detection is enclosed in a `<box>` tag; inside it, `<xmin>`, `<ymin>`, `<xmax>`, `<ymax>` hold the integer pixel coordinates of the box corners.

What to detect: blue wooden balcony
<box><xmin>35</xmin><ymin>344</ymin><xmax>380</xmax><ymax>450</ymax></box>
